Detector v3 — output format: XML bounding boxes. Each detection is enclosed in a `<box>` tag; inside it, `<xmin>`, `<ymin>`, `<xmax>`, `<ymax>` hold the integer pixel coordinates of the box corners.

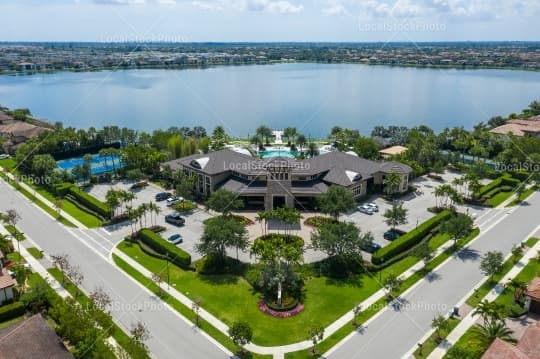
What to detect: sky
<box><xmin>1</xmin><ymin>0</ymin><xmax>539</xmax><ymax>42</ymax></box>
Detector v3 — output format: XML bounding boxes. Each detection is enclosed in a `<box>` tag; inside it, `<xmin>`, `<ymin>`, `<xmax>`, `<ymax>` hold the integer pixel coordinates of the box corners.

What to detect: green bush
<box><xmin>305</xmin><ymin>216</ymin><xmax>337</xmax><ymax>228</ymax></box>
<box><xmin>371</xmin><ymin>210</ymin><xmax>452</xmax><ymax>264</ymax></box>
<box><xmin>510</xmin><ymin>170</ymin><xmax>530</xmax><ymax>182</ymax></box>
<box><xmin>508</xmin><ymin>302</ymin><xmax>527</xmax><ymax>318</ymax></box>
<box><xmin>476</xmin><ymin>174</ymin><xmax>520</xmax><ymax>198</ymax></box>
<box><xmin>138</xmin><ymin>229</ymin><xmax>191</xmax><ymax>269</ymax></box>
<box><xmin>0</xmin><ymin>301</ymin><xmax>25</xmax><ymax>321</ymax></box>
<box><xmin>54</xmin><ymin>182</ymin><xmax>73</xmax><ymax>196</ymax></box>
<box><xmin>68</xmin><ymin>185</ymin><xmax>110</xmax><ymax>218</ymax></box>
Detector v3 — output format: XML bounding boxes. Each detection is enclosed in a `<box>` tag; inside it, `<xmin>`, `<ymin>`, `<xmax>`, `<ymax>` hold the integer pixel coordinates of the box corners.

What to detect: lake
<box><xmin>1</xmin><ymin>63</ymin><xmax>539</xmax><ymax>137</ymax></box>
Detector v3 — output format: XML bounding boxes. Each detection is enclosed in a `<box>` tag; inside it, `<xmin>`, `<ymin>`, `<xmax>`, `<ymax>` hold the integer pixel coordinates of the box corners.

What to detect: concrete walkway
<box><xmin>113</xmin><ymin>234</ymin><xmax>461</xmax><ymax>358</ymax></box>
<box><xmin>0</xmin><ymin>165</ymin><xmax>87</xmax><ymax>229</ymax></box>
<box><xmin>426</xmin><ymin>236</ymin><xmax>540</xmax><ymax>359</ymax></box>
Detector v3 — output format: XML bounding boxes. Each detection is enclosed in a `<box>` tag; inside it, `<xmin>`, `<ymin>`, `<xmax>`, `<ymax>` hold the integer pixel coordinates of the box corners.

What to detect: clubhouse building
<box><xmin>163</xmin><ymin>149</ymin><xmax>412</xmax><ymax>210</ymax></box>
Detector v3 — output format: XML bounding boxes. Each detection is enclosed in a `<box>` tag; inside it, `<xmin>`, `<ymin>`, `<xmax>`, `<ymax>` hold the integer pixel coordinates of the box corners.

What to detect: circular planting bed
<box><xmin>254</xmin><ymin>233</ymin><xmax>304</xmax><ymax>247</ymax></box>
<box><xmin>258</xmin><ymin>298</ymin><xmax>304</xmax><ymax>318</ymax></box>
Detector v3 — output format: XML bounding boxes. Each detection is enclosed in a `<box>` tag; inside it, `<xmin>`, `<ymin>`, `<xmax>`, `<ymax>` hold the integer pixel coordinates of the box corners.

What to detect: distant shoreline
<box><xmin>1</xmin><ymin>60</ymin><xmax>538</xmax><ymax>77</ymax></box>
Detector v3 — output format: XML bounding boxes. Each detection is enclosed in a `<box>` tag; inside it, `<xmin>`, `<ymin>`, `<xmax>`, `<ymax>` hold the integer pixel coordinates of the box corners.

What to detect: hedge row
<box><xmin>371</xmin><ymin>210</ymin><xmax>452</xmax><ymax>264</ymax></box>
<box><xmin>0</xmin><ymin>301</ymin><xmax>25</xmax><ymax>322</ymax></box>
<box><xmin>139</xmin><ymin>229</ymin><xmax>191</xmax><ymax>269</ymax></box>
<box><xmin>67</xmin><ymin>185</ymin><xmax>110</xmax><ymax>218</ymax></box>
<box><xmin>476</xmin><ymin>175</ymin><xmax>520</xmax><ymax>198</ymax></box>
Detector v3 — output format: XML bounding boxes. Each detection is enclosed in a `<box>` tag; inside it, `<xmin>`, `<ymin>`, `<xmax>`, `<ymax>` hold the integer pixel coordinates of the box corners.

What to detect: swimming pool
<box><xmin>57</xmin><ymin>154</ymin><xmax>124</xmax><ymax>175</ymax></box>
<box><xmin>259</xmin><ymin>149</ymin><xmax>299</xmax><ymax>158</ymax></box>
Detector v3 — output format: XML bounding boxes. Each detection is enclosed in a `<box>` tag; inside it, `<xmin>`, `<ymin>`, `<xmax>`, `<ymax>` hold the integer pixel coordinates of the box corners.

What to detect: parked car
<box><xmin>166</xmin><ymin>197</ymin><xmax>183</xmax><ymax>207</ymax></box>
<box><xmin>361</xmin><ymin>241</ymin><xmax>381</xmax><ymax>253</ymax></box>
<box><xmin>365</xmin><ymin>202</ymin><xmax>379</xmax><ymax>212</ymax></box>
<box><xmin>0</xmin><ymin>154</ymin><xmax>10</xmax><ymax>160</ymax></box>
<box><xmin>130</xmin><ymin>180</ymin><xmax>148</xmax><ymax>190</ymax></box>
<box><xmin>384</xmin><ymin>230</ymin><xmax>401</xmax><ymax>241</ymax></box>
<box><xmin>165</xmin><ymin>213</ymin><xmax>185</xmax><ymax>226</ymax></box>
<box><xmin>167</xmin><ymin>234</ymin><xmax>183</xmax><ymax>244</ymax></box>
<box><xmin>358</xmin><ymin>204</ymin><xmax>374</xmax><ymax>215</ymax></box>
<box><xmin>155</xmin><ymin>192</ymin><xmax>172</xmax><ymax>201</ymax></box>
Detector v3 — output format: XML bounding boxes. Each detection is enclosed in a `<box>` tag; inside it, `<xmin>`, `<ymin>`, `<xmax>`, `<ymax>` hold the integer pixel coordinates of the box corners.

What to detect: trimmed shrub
<box><xmin>138</xmin><ymin>229</ymin><xmax>191</xmax><ymax>269</ymax></box>
<box><xmin>508</xmin><ymin>303</ymin><xmax>527</xmax><ymax>318</ymax></box>
<box><xmin>475</xmin><ymin>174</ymin><xmax>520</xmax><ymax>199</ymax></box>
<box><xmin>371</xmin><ymin>210</ymin><xmax>452</xmax><ymax>264</ymax></box>
<box><xmin>304</xmin><ymin>216</ymin><xmax>337</xmax><ymax>228</ymax></box>
<box><xmin>0</xmin><ymin>301</ymin><xmax>25</xmax><ymax>321</ymax></box>
<box><xmin>68</xmin><ymin>185</ymin><xmax>110</xmax><ymax>218</ymax></box>
<box><xmin>53</xmin><ymin>182</ymin><xmax>73</xmax><ymax>196</ymax></box>
<box><xmin>510</xmin><ymin>170</ymin><xmax>530</xmax><ymax>182</ymax></box>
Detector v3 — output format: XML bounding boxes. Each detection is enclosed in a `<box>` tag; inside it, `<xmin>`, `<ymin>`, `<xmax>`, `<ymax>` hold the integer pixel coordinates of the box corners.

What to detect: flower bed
<box><xmin>258</xmin><ymin>300</ymin><xmax>304</xmax><ymax>318</ymax></box>
<box><xmin>304</xmin><ymin>216</ymin><xmax>336</xmax><ymax>228</ymax></box>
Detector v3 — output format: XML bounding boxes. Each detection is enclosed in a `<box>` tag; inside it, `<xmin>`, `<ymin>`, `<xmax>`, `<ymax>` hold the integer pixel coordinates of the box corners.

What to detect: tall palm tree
<box><xmin>383</xmin><ymin>171</ymin><xmax>402</xmax><ymax>198</ymax></box>
<box><xmin>471</xmin><ymin>320</ymin><xmax>515</xmax><ymax>348</ymax></box>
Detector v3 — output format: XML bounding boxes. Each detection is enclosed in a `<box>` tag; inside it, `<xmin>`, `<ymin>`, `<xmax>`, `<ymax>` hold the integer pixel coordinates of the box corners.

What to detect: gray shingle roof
<box><xmin>163</xmin><ymin>149</ymin><xmax>411</xmax><ymax>187</ymax></box>
<box><xmin>0</xmin><ymin>314</ymin><xmax>73</xmax><ymax>359</ymax></box>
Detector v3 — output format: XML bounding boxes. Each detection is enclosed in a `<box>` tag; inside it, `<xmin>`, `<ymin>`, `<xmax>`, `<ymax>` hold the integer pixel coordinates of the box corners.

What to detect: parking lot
<box><xmin>342</xmin><ymin>170</ymin><xmax>492</xmax><ymax>248</ymax></box>
<box><xmin>95</xmin><ymin>170</ymin><xmax>493</xmax><ymax>264</ymax></box>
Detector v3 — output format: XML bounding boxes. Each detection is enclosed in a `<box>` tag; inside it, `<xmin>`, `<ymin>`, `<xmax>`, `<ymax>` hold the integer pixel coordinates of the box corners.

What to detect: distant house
<box><xmin>0</xmin><ymin>251</ymin><xmax>16</xmax><ymax>305</ymax></box>
<box><xmin>525</xmin><ymin>277</ymin><xmax>540</xmax><ymax>314</ymax></box>
<box><xmin>489</xmin><ymin>116</ymin><xmax>540</xmax><ymax>138</ymax></box>
<box><xmin>379</xmin><ymin>145</ymin><xmax>408</xmax><ymax>159</ymax></box>
<box><xmin>0</xmin><ymin>314</ymin><xmax>73</xmax><ymax>359</ymax></box>
<box><xmin>0</xmin><ymin>121</ymin><xmax>50</xmax><ymax>154</ymax></box>
<box><xmin>481</xmin><ymin>321</ymin><xmax>540</xmax><ymax>359</ymax></box>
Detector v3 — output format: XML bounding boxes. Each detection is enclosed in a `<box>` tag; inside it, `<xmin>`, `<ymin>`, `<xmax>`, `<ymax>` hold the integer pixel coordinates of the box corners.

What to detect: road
<box><xmin>326</xmin><ymin>193</ymin><xmax>540</xmax><ymax>359</ymax></box>
<box><xmin>0</xmin><ymin>180</ymin><xmax>231</xmax><ymax>359</ymax></box>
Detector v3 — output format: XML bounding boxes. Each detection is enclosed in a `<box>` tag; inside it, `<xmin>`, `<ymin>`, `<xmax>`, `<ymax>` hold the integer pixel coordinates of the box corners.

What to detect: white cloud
<box><xmin>245</xmin><ymin>0</ymin><xmax>304</xmax><ymax>13</ymax></box>
<box><xmin>322</xmin><ymin>0</ymin><xmax>348</xmax><ymax>15</ymax></box>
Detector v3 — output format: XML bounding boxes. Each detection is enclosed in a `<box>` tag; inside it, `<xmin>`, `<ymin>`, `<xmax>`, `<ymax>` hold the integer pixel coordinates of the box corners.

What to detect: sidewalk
<box><xmin>0</xmin><ymin>224</ymin><xmax>123</xmax><ymax>354</ymax></box>
<box><xmin>427</xmin><ymin>236</ymin><xmax>540</xmax><ymax>359</ymax></box>
<box><xmin>0</xmin><ymin>165</ymin><xmax>87</xmax><ymax>229</ymax></box>
<box><xmin>113</xmin><ymin>234</ymin><xmax>461</xmax><ymax>358</ymax></box>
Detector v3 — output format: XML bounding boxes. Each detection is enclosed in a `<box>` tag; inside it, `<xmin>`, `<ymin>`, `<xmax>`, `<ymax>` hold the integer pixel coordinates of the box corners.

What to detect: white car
<box><xmin>0</xmin><ymin>154</ymin><xmax>10</xmax><ymax>160</ymax></box>
<box><xmin>358</xmin><ymin>204</ymin><xmax>374</xmax><ymax>215</ymax></box>
<box><xmin>166</xmin><ymin>197</ymin><xmax>183</xmax><ymax>207</ymax></box>
<box><xmin>365</xmin><ymin>202</ymin><xmax>379</xmax><ymax>212</ymax></box>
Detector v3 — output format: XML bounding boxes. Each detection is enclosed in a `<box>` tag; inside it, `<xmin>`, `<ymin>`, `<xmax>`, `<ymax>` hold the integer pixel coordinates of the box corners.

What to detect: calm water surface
<box><xmin>1</xmin><ymin>63</ymin><xmax>539</xmax><ymax>137</ymax></box>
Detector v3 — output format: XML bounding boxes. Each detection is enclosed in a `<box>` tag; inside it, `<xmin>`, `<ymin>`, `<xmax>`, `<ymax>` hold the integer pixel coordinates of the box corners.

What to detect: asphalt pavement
<box><xmin>0</xmin><ymin>179</ymin><xmax>232</xmax><ymax>359</ymax></box>
<box><xmin>326</xmin><ymin>194</ymin><xmax>540</xmax><ymax>359</ymax></box>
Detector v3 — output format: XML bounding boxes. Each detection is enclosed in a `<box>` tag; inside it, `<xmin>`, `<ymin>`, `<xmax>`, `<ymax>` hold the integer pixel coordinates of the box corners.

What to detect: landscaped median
<box><xmin>111</xmin><ymin>217</ymin><xmax>480</xmax><ymax>357</ymax></box>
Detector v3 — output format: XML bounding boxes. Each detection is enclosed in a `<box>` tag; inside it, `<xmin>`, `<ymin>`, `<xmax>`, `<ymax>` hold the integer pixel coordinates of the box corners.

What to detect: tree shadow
<box><xmin>325</xmin><ymin>275</ymin><xmax>364</xmax><ymax>288</ymax></box>
<box><xmin>390</xmin><ymin>297</ymin><xmax>409</xmax><ymax>312</ymax></box>
<box><xmin>198</xmin><ymin>273</ymin><xmax>240</xmax><ymax>285</ymax></box>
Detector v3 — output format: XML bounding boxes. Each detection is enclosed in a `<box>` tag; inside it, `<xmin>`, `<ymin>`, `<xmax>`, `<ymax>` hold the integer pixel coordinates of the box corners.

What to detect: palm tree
<box><xmin>296</xmin><ymin>134</ymin><xmax>307</xmax><ymax>152</ymax></box>
<box><xmin>434</xmin><ymin>185</ymin><xmax>444</xmax><ymax>209</ymax></box>
<box><xmin>105</xmin><ymin>189</ymin><xmax>120</xmax><ymax>219</ymax></box>
<box><xmin>255</xmin><ymin>211</ymin><xmax>266</xmax><ymax>235</ymax></box>
<box><xmin>383</xmin><ymin>171</ymin><xmax>402</xmax><ymax>198</ymax></box>
<box><xmin>506</xmin><ymin>278</ymin><xmax>527</xmax><ymax>301</ymax></box>
<box><xmin>307</xmin><ymin>142</ymin><xmax>319</xmax><ymax>158</ymax></box>
<box><xmin>471</xmin><ymin>320</ymin><xmax>515</xmax><ymax>348</ymax></box>
<box><xmin>431</xmin><ymin>315</ymin><xmax>449</xmax><ymax>342</ymax></box>
<box><xmin>472</xmin><ymin>300</ymin><xmax>504</xmax><ymax>322</ymax></box>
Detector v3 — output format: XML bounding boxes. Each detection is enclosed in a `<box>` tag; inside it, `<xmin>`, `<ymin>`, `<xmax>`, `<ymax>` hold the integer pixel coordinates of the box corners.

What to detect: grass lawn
<box><xmin>487</xmin><ymin>190</ymin><xmax>514</xmax><ymax>207</ymax></box>
<box><xmin>525</xmin><ymin>237</ymin><xmax>539</xmax><ymax>248</ymax></box>
<box><xmin>118</xmin><ymin>240</ymin><xmax>420</xmax><ymax>346</ymax></box>
<box><xmin>4</xmin><ymin>224</ymin><xmax>25</xmax><ymax>241</ymax></box>
<box><xmin>285</xmin><ymin>229</ymin><xmax>480</xmax><ymax>359</ymax></box>
<box><xmin>27</xmin><ymin>246</ymin><xmax>44</xmax><ymax>259</ymax></box>
<box><xmin>0</xmin><ymin>315</ymin><xmax>25</xmax><ymax>329</ymax></box>
<box><xmin>31</xmin><ymin>184</ymin><xmax>102</xmax><ymax>228</ymax></box>
<box><xmin>507</xmin><ymin>187</ymin><xmax>538</xmax><ymax>207</ymax></box>
<box><xmin>0</xmin><ymin>157</ymin><xmax>17</xmax><ymax>171</ymax></box>
<box><xmin>113</xmin><ymin>254</ymin><xmax>272</xmax><ymax>359</ymax></box>
<box><xmin>445</xmin><ymin>257</ymin><xmax>540</xmax><ymax>359</ymax></box>
<box><xmin>117</xmin><ymin>228</ymin><xmax>475</xmax><ymax>348</ymax></box>
<box><xmin>414</xmin><ymin>317</ymin><xmax>460</xmax><ymax>358</ymax></box>
<box><xmin>0</xmin><ymin>174</ymin><xmax>76</xmax><ymax>228</ymax></box>
<box><xmin>6</xmin><ymin>251</ymin><xmax>24</xmax><ymax>263</ymax></box>
<box><xmin>466</xmin><ymin>237</ymin><xmax>538</xmax><ymax>308</ymax></box>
